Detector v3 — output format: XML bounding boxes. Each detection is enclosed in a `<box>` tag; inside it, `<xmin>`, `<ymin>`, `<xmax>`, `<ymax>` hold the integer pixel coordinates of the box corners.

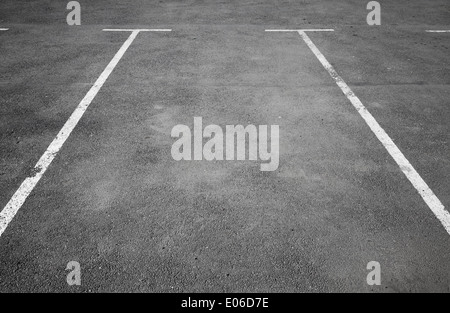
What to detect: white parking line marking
<box><xmin>0</xmin><ymin>28</ymin><xmax>9</xmax><ymax>31</ymax></box>
<box><xmin>0</xmin><ymin>29</ymin><xmax>171</xmax><ymax>238</ymax></box>
<box><xmin>267</xmin><ymin>29</ymin><xmax>450</xmax><ymax>235</ymax></box>
<box><xmin>266</xmin><ymin>29</ymin><xmax>334</xmax><ymax>32</ymax></box>
<box><xmin>103</xmin><ymin>29</ymin><xmax>172</xmax><ymax>32</ymax></box>
<box><xmin>426</xmin><ymin>30</ymin><xmax>450</xmax><ymax>33</ymax></box>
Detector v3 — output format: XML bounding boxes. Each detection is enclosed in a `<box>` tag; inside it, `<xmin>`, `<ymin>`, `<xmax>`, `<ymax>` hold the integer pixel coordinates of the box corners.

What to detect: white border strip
<box><xmin>0</xmin><ymin>29</ymin><xmax>170</xmax><ymax>237</ymax></box>
<box><xmin>426</xmin><ymin>30</ymin><xmax>450</xmax><ymax>33</ymax></box>
<box><xmin>267</xmin><ymin>29</ymin><xmax>450</xmax><ymax>235</ymax></box>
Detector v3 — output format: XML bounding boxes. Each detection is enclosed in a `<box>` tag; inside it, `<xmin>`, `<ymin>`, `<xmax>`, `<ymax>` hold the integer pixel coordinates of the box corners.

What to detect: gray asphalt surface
<box><xmin>0</xmin><ymin>0</ymin><xmax>449</xmax><ymax>292</ymax></box>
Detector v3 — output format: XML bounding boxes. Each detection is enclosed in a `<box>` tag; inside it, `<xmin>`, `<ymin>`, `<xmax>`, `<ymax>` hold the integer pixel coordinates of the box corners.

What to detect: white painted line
<box><xmin>426</xmin><ymin>30</ymin><xmax>450</xmax><ymax>33</ymax></box>
<box><xmin>0</xmin><ymin>28</ymin><xmax>9</xmax><ymax>31</ymax></box>
<box><xmin>269</xmin><ymin>30</ymin><xmax>450</xmax><ymax>234</ymax></box>
<box><xmin>266</xmin><ymin>29</ymin><xmax>334</xmax><ymax>32</ymax></box>
<box><xmin>103</xmin><ymin>29</ymin><xmax>172</xmax><ymax>32</ymax></box>
<box><xmin>0</xmin><ymin>29</ymin><xmax>168</xmax><ymax>237</ymax></box>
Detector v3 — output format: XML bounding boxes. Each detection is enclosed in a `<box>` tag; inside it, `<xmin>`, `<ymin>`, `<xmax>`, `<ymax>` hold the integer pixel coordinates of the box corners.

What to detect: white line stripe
<box><xmin>294</xmin><ymin>30</ymin><xmax>450</xmax><ymax>235</ymax></box>
<box><xmin>103</xmin><ymin>29</ymin><xmax>172</xmax><ymax>32</ymax></box>
<box><xmin>0</xmin><ymin>31</ymin><xmax>143</xmax><ymax>237</ymax></box>
<box><xmin>426</xmin><ymin>30</ymin><xmax>450</xmax><ymax>33</ymax></box>
<box><xmin>0</xmin><ymin>28</ymin><xmax>9</xmax><ymax>31</ymax></box>
<box><xmin>266</xmin><ymin>29</ymin><xmax>334</xmax><ymax>32</ymax></box>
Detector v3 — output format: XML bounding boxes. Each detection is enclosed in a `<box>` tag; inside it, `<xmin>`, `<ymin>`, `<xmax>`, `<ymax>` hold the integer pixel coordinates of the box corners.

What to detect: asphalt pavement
<box><xmin>0</xmin><ymin>0</ymin><xmax>449</xmax><ymax>292</ymax></box>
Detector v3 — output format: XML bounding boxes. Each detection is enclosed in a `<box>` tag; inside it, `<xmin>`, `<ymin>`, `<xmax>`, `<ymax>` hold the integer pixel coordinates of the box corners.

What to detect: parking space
<box><xmin>0</xmin><ymin>26</ymin><xmax>140</xmax><ymax>211</ymax></box>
